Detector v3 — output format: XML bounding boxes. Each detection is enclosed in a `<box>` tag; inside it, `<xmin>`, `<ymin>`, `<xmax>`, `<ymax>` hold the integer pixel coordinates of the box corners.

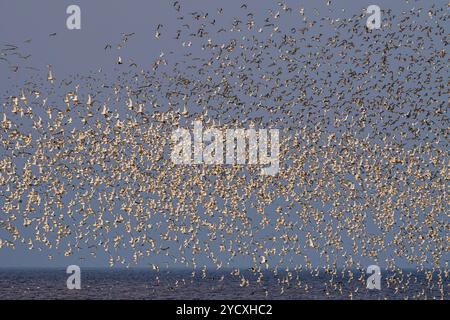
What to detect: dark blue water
<box><xmin>0</xmin><ymin>269</ymin><xmax>447</xmax><ymax>300</ymax></box>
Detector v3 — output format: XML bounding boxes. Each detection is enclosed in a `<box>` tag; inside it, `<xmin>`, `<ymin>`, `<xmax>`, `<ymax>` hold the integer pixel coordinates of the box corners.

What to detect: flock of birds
<box><xmin>0</xmin><ymin>1</ymin><xmax>448</xmax><ymax>299</ymax></box>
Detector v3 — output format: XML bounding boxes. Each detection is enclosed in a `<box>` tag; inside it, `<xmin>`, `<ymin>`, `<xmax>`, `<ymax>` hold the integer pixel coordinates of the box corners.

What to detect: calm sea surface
<box><xmin>0</xmin><ymin>269</ymin><xmax>447</xmax><ymax>300</ymax></box>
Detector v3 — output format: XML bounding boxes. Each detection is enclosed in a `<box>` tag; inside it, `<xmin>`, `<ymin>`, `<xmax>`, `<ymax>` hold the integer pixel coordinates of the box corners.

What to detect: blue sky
<box><xmin>0</xmin><ymin>0</ymin><xmax>447</xmax><ymax>269</ymax></box>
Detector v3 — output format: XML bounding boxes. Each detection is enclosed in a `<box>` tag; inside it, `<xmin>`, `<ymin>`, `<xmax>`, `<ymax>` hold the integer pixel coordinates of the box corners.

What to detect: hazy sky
<box><xmin>0</xmin><ymin>0</ymin><xmax>447</xmax><ymax>268</ymax></box>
